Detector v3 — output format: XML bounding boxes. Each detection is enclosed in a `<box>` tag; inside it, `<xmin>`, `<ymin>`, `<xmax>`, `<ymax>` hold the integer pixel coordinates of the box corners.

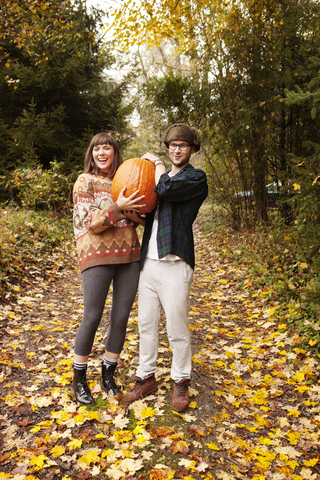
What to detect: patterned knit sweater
<box><xmin>73</xmin><ymin>173</ymin><xmax>141</xmax><ymax>272</ymax></box>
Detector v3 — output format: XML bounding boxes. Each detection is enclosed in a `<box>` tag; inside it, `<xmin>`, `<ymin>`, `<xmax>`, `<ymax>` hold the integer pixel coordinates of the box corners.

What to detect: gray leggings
<box><xmin>74</xmin><ymin>262</ymin><xmax>140</xmax><ymax>356</ymax></box>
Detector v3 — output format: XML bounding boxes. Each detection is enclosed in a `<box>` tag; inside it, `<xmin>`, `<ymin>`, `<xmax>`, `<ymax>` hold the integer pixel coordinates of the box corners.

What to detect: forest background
<box><xmin>1</xmin><ymin>0</ymin><xmax>320</xmax><ymax>353</ymax></box>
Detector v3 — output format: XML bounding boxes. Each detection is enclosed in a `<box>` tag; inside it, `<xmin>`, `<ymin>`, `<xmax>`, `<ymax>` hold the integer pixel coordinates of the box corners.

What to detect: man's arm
<box><xmin>141</xmin><ymin>152</ymin><xmax>166</xmax><ymax>184</ymax></box>
<box><xmin>155</xmin><ymin>168</ymin><xmax>208</xmax><ymax>203</ymax></box>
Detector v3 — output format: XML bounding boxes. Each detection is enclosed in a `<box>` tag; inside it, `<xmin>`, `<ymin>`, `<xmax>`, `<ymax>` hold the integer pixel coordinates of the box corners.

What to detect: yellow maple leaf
<box><xmin>101</xmin><ymin>449</ymin><xmax>116</xmax><ymax>458</ymax></box>
<box><xmin>141</xmin><ymin>407</ymin><xmax>155</xmax><ymax>418</ymax></box>
<box><xmin>293</xmin><ymin>183</ymin><xmax>301</xmax><ymax>191</ymax></box>
<box><xmin>73</xmin><ymin>413</ymin><xmax>85</xmax><ymax>424</ymax></box>
<box><xmin>30</xmin><ymin>419</ymin><xmax>53</xmax><ymax>432</ymax></box>
<box><xmin>86</xmin><ymin>411</ymin><xmax>100</xmax><ymax>421</ymax></box>
<box><xmin>288</xmin><ymin>410</ymin><xmax>300</xmax><ymax>417</ymax></box>
<box><xmin>112</xmin><ymin>430</ymin><xmax>133</xmax><ymax>443</ymax></box>
<box><xmin>171</xmin><ymin>433</ymin><xmax>184</xmax><ymax>440</ymax></box>
<box><xmin>205</xmin><ymin>442</ymin><xmax>221</xmax><ymax>450</ymax></box>
<box><xmin>287</xmin><ymin>431</ymin><xmax>300</xmax><ymax>445</ymax></box>
<box><xmin>135</xmin><ymin>434</ymin><xmax>149</xmax><ymax>444</ymax></box>
<box><xmin>304</xmin><ymin>458</ymin><xmax>319</xmax><ymax>467</ymax></box>
<box><xmin>78</xmin><ymin>450</ymin><xmax>100</xmax><ymax>466</ymax></box>
<box><xmin>249</xmin><ymin>389</ymin><xmax>268</xmax><ymax>405</ymax></box>
<box><xmin>133</xmin><ymin>425</ymin><xmax>146</xmax><ymax>435</ymax></box>
<box><xmin>50</xmin><ymin>445</ymin><xmax>66</xmax><ymax>457</ymax></box>
<box><xmin>295</xmin><ymin>385</ymin><xmax>310</xmax><ymax>393</ymax></box>
<box><xmin>287</xmin><ymin>460</ymin><xmax>299</xmax><ymax>470</ymax></box>
<box><xmin>30</xmin><ymin>425</ymin><xmax>41</xmax><ymax>433</ymax></box>
<box><xmin>122</xmin><ymin>449</ymin><xmax>133</xmax><ymax>458</ymax></box>
<box><xmin>30</xmin><ymin>454</ymin><xmax>49</xmax><ymax>469</ymax></box>
<box><xmin>258</xmin><ymin>436</ymin><xmax>272</xmax><ymax>445</ymax></box>
<box><xmin>246</xmin><ymin>425</ymin><xmax>259</xmax><ymax>433</ymax></box>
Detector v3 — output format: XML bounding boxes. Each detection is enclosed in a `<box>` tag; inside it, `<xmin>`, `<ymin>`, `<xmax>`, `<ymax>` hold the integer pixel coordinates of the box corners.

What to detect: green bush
<box><xmin>0</xmin><ymin>206</ymin><xmax>74</xmax><ymax>300</ymax></box>
<box><xmin>5</xmin><ymin>160</ymin><xmax>72</xmax><ymax>214</ymax></box>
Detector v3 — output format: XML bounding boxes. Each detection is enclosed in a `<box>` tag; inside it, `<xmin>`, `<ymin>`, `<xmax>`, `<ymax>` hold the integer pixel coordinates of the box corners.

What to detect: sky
<box><xmin>85</xmin><ymin>0</ymin><xmax>141</xmax><ymax>126</ymax></box>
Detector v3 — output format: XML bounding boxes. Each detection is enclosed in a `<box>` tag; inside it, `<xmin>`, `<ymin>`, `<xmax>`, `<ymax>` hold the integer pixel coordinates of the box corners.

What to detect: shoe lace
<box><xmin>176</xmin><ymin>383</ymin><xmax>188</xmax><ymax>397</ymax></box>
<box><xmin>131</xmin><ymin>379</ymin><xmax>144</xmax><ymax>392</ymax></box>
<box><xmin>108</xmin><ymin>376</ymin><xmax>118</xmax><ymax>390</ymax></box>
<box><xmin>78</xmin><ymin>378</ymin><xmax>91</xmax><ymax>395</ymax></box>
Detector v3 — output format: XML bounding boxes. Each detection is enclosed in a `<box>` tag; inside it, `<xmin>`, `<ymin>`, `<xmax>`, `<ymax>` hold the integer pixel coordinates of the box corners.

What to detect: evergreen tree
<box><xmin>0</xmin><ymin>1</ymin><xmax>134</xmax><ymax>175</ymax></box>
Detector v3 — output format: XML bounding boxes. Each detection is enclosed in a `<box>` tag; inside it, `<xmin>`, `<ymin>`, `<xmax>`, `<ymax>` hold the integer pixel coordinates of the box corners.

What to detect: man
<box><xmin>122</xmin><ymin>123</ymin><xmax>208</xmax><ymax>412</ymax></box>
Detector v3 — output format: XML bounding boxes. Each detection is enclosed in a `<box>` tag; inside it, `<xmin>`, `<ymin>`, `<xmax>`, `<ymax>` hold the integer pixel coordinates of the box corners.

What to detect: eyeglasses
<box><xmin>168</xmin><ymin>143</ymin><xmax>191</xmax><ymax>152</ymax></box>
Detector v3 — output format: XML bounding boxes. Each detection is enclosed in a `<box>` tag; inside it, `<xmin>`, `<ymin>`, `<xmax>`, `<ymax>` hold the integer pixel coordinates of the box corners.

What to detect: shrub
<box><xmin>0</xmin><ymin>206</ymin><xmax>74</xmax><ymax>300</ymax></box>
<box><xmin>5</xmin><ymin>160</ymin><xmax>72</xmax><ymax>214</ymax></box>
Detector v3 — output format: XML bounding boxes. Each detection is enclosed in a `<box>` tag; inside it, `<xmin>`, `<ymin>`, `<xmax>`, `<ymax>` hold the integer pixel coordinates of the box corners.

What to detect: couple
<box><xmin>71</xmin><ymin>123</ymin><xmax>208</xmax><ymax>412</ymax></box>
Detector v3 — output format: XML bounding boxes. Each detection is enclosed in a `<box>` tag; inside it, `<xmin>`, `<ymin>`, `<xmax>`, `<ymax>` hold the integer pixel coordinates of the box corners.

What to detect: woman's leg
<box><xmin>72</xmin><ymin>265</ymin><xmax>115</xmax><ymax>404</ymax></box>
<box><xmin>74</xmin><ymin>265</ymin><xmax>115</xmax><ymax>357</ymax></box>
<box><xmin>101</xmin><ymin>261</ymin><xmax>140</xmax><ymax>395</ymax></box>
<box><xmin>105</xmin><ymin>261</ymin><xmax>140</xmax><ymax>354</ymax></box>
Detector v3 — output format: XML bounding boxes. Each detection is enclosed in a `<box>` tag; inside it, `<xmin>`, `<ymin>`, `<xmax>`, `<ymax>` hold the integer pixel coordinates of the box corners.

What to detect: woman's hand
<box><xmin>116</xmin><ymin>187</ymin><xmax>146</xmax><ymax>212</ymax></box>
<box><xmin>123</xmin><ymin>210</ymin><xmax>145</xmax><ymax>227</ymax></box>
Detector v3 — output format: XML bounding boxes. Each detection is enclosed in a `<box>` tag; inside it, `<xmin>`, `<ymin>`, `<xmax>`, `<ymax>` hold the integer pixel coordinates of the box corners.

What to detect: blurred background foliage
<box><xmin>1</xmin><ymin>0</ymin><xmax>320</xmax><ymax>345</ymax></box>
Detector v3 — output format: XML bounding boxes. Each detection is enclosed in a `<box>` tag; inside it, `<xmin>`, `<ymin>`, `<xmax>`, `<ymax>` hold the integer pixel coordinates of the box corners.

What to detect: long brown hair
<box><xmin>83</xmin><ymin>133</ymin><xmax>123</xmax><ymax>178</ymax></box>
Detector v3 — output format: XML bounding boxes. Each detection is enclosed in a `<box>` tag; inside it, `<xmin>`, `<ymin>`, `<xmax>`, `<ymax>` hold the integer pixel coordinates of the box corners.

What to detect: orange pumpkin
<box><xmin>111</xmin><ymin>158</ymin><xmax>159</xmax><ymax>214</ymax></box>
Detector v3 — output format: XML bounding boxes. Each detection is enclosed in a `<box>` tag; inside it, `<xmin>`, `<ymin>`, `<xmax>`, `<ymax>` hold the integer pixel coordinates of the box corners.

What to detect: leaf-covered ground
<box><xmin>0</xmin><ymin>223</ymin><xmax>320</xmax><ymax>480</ymax></box>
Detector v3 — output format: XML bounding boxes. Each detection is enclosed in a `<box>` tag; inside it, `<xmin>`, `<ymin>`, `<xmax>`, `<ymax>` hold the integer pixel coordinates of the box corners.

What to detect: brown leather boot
<box><xmin>172</xmin><ymin>378</ymin><xmax>191</xmax><ymax>412</ymax></box>
<box><xmin>122</xmin><ymin>374</ymin><xmax>157</xmax><ymax>405</ymax></box>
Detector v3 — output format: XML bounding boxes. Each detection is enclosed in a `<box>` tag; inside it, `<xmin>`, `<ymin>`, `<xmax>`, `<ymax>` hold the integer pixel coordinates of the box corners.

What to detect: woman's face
<box><xmin>92</xmin><ymin>143</ymin><xmax>114</xmax><ymax>174</ymax></box>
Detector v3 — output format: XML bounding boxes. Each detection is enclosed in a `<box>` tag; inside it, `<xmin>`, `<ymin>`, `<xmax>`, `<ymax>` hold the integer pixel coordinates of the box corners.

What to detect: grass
<box><xmin>0</xmin><ymin>205</ymin><xmax>74</xmax><ymax>301</ymax></box>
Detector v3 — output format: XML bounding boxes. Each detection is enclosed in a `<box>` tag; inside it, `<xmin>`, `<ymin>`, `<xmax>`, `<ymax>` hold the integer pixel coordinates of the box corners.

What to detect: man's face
<box><xmin>168</xmin><ymin>140</ymin><xmax>195</xmax><ymax>169</ymax></box>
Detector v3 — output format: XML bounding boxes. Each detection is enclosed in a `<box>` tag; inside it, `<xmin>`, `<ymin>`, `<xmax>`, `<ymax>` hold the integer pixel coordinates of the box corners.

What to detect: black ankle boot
<box><xmin>101</xmin><ymin>362</ymin><xmax>121</xmax><ymax>396</ymax></box>
<box><xmin>71</xmin><ymin>367</ymin><xmax>94</xmax><ymax>405</ymax></box>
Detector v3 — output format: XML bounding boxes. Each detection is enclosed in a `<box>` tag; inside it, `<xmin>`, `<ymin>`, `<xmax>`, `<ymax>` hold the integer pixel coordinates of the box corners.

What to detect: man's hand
<box><xmin>142</xmin><ymin>152</ymin><xmax>161</xmax><ymax>164</ymax></box>
<box><xmin>123</xmin><ymin>210</ymin><xmax>145</xmax><ymax>227</ymax></box>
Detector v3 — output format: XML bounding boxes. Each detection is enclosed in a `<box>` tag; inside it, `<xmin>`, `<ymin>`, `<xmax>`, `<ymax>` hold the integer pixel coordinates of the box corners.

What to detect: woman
<box><xmin>72</xmin><ymin>133</ymin><xmax>145</xmax><ymax>405</ymax></box>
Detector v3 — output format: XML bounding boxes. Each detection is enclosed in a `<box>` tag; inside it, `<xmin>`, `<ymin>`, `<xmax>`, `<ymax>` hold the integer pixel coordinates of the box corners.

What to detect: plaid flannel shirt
<box><xmin>141</xmin><ymin>164</ymin><xmax>208</xmax><ymax>270</ymax></box>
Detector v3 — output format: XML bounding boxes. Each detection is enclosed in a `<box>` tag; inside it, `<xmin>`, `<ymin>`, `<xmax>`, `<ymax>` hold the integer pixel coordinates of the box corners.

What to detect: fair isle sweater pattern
<box><xmin>73</xmin><ymin>173</ymin><xmax>141</xmax><ymax>271</ymax></box>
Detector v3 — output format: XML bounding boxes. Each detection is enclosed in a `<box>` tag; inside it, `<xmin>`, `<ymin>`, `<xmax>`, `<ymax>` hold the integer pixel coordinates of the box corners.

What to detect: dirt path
<box><xmin>0</xmin><ymin>224</ymin><xmax>319</xmax><ymax>480</ymax></box>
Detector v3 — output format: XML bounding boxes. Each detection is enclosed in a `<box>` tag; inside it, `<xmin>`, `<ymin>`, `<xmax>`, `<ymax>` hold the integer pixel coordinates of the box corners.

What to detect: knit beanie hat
<box><xmin>163</xmin><ymin>123</ymin><xmax>201</xmax><ymax>152</ymax></box>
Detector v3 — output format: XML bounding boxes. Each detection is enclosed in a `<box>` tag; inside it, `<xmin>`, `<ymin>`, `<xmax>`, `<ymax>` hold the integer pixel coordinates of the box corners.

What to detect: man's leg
<box><xmin>158</xmin><ymin>260</ymin><xmax>193</xmax><ymax>412</ymax></box>
<box><xmin>136</xmin><ymin>258</ymin><xmax>162</xmax><ymax>379</ymax></box>
<box><xmin>122</xmin><ymin>259</ymin><xmax>161</xmax><ymax>404</ymax></box>
<box><xmin>158</xmin><ymin>260</ymin><xmax>193</xmax><ymax>382</ymax></box>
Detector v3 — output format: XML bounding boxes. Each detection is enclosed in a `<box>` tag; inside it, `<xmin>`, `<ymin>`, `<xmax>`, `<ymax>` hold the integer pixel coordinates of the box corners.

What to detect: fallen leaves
<box><xmin>0</xmin><ymin>224</ymin><xmax>319</xmax><ymax>479</ymax></box>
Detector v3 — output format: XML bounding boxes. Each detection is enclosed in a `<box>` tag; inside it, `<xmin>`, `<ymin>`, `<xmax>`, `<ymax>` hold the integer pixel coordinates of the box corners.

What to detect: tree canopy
<box><xmin>0</xmin><ymin>0</ymin><xmax>135</xmax><ymax>177</ymax></box>
<box><xmin>112</xmin><ymin>0</ymin><xmax>320</xmax><ymax>227</ymax></box>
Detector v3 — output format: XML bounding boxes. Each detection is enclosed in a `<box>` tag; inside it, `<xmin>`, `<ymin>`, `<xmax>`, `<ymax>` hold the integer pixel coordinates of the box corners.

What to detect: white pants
<box><xmin>136</xmin><ymin>258</ymin><xmax>194</xmax><ymax>382</ymax></box>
